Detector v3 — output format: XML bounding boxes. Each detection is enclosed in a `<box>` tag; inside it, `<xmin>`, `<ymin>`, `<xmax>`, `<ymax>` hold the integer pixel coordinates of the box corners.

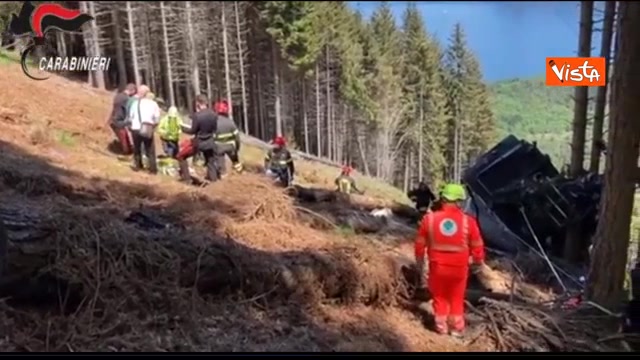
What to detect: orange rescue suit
<box><xmin>414</xmin><ymin>203</ymin><xmax>485</xmax><ymax>333</ymax></box>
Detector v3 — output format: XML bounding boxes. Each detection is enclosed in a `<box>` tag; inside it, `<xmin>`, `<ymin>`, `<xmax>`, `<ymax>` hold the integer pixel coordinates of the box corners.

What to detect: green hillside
<box><xmin>490</xmin><ymin>77</ymin><xmax>575</xmax><ymax>166</ymax></box>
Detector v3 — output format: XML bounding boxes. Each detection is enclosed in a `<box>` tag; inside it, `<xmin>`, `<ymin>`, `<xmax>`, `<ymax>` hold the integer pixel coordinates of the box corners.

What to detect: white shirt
<box><xmin>128</xmin><ymin>98</ymin><xmax>160</xmax><ymax>131</ymax></box>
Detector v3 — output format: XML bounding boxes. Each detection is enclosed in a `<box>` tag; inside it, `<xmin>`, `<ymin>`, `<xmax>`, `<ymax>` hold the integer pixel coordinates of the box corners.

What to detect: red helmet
<box><xmin>214</xmin><ymin>100</ymin><xmax>229</xmax><ymax>115</ymax></box>
<box><xmin>273</xmin><ymin>135</ymin><xmax>286</xmax><ymax>146</ymax></box>
<box><xmin>342</xmin><ymin>165</ymin><xmax>353</xmax><ymax>175</ymax></box>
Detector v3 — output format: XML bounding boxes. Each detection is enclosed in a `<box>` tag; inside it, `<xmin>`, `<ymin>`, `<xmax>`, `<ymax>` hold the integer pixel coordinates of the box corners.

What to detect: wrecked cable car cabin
<box><xmin>462</xmin><ymin>135</ymin><xmax>602</xmax><ymax>261</ymax></box>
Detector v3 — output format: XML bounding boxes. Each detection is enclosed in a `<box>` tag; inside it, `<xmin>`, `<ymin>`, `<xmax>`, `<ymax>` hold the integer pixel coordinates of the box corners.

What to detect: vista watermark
<box><xmin>545</xmin><ymin>57</ymin><xmax>606</xmax><ymax>87</ymax></box>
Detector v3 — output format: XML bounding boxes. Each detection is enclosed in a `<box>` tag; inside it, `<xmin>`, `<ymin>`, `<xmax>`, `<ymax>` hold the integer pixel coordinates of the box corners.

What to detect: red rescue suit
<box><xmin>415</xmin><ymin>203</ymin><xmax>485</xmax><ymax>334</ymax></box>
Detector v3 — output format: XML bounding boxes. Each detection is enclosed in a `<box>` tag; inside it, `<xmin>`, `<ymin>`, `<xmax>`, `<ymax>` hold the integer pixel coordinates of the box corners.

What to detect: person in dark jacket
<box><xmin>108</xmin><ymin>83</ymin><xmax>136</xmax><ymax>155</ymax></box>
<box><xmin>408</xmin><ymin>181</ymin><xmax>436</xmax><ymax>215</ymax></box>
<box><xmin>213</xmin><ymin>100</ymin><xmax>243</xmax><ymax>177</ymax></box>
<box><xmin>335</xmin><ymin>166</ymin><xmax>363</xmax><ymax>194</ymax></box>
<box><xmin>264</xmin><ymin>136</ymin><xmax>295</xmax><ymax>186</ymax></box>
<box><xmin>175</xmin><ymin>94</ymin><xmax>218</xmax><ymax>183</ymax></box>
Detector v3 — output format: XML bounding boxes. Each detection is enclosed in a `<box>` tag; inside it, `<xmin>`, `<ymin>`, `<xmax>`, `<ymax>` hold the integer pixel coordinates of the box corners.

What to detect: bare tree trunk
<box><xmin>159</xmin><ymin>2</ymin><xmax>175</xmax><ymax>106</ymax></box>
<box><xmin>126</xmin><ymin>1</ymin><xmax>141</xmax><ymax>86</ymax></box>
<box><xmin>221</xmin><ymin>3</ymin><xmax>233</xmax><ymax>117</ymax></box>
<box><xmin>205</xmin><ymin>47</ymin><xmax>213</xmax><ymax>106</ymax></box>
<box><xmin>83</xmin><ymin>1</ymin><xmax>105</xmax><ymax>89</ymax></box>
<box><xmin>356</xmin><ymin>127</ymin><xmax>371</xmax><ymax>176</ymax></box>
<box><xmin>142</xmin><ymin>6</ymin><xmax>156</xmax><ymax>90</ymax></box>
<box><xmin>256</xmin><ymin>65</ymin><xmax>265</xmax><ymax>139</ymax></box>
<box><xmin>587</xmin><ymin>1</ymin><xmax>640</xmax><ymax>307</ymax></box>
<box><xmin>452</xmin><ymin>102</ymin><xmax>460</xmax><ymax>182</ymax></box>
<box><xmin>302</xmin><ymin>80</ymin><xmax>309</xmax><ymax>153</ymax></box>
<box><xmin>418</xmin><ymin>88</ymin><xmax>424</xmax><ymax>181</ymax></box>
<box><xmin>325</xmin><ymin>47</ymin><xmax>332</xmax><ymax>161</ymax></box>
<box><xmin>403</xmin><ymin>152</ymin><xmax>411</xmax><ymax>192</ymax></box>
<box><xmin>570</xmin><ymin>1</ymin><xmax>595</xmax><ymax>177</ymax></box>
<box><xmin>338</xmin><ymin>103</ymin><xmax>346</xmax><ymax>163</ymax></box>
<box><xmin>186</xmin><ymin>2</ymin><xmax>201</xmax><ymax>95</ymax></box>
<box><xmin>111</xmin><ymin>8</ymin><xmax>127</xmax><ymax>89</ymax></box>
<box><xmin>565</xmin><ymin>1</ymin><xmax>595</xmax><ymax>263</ymax></box>
<box><xmin>589</xmin><ymin>1</ymin><xmax>616</xmax><ymax>173</ymax></box>
<box><xmin>315</xmin><ymin>64</ymin><xmax>321</xmax><ymax>156</ymax></box>
<box><xmin>78</xmin><ymin>2</ymin><xmax>93</xmax><ymax>85</ymax></box>
<box><xmin>234</xmin><ymin>1</ymin><xmax>249</xmax><ymax>131</ymax></box>
<box><xmin>272</xmin><ymin>39</ymin><xmax>283</xmax><ymax>136</ymax></box>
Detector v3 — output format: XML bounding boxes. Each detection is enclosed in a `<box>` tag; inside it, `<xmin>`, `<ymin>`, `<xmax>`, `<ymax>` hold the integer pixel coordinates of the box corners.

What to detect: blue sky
<box><xmin>350</xmin><ymin>1</ymin><xmax>605</xmax><ymax>83</ymax></box>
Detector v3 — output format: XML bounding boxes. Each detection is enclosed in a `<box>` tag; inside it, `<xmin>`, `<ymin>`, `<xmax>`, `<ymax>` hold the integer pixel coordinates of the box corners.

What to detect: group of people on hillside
<box><xmin>107</xmin><ymin>83</ymin><xmax>364</xmax><ymax>192</ymax></box>
<box><xmin>108</xmin><ymin>83</ymin><xmax>243</xmax><ymax>184</ymax></box>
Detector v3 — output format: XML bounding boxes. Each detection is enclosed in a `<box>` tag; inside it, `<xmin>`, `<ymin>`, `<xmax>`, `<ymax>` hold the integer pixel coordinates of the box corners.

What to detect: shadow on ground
<box><xmin>0</xmin><ymin>139</ymin><xmax>418</xmax><ymax>352</ymax></box>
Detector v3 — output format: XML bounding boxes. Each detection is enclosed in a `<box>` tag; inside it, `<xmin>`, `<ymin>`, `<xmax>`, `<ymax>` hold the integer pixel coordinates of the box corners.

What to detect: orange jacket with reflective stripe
<box><xmin>415</xmin><ymin>204</ymin><xmax>485</xmax><ymax>267</ymax></box>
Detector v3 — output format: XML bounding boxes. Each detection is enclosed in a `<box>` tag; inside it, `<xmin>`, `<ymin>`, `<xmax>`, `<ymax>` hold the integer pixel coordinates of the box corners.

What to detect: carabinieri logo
<box><xmin>8</xmin><ymin>1</ymin><xmax>96</xmax><ymax>81</ymax></box>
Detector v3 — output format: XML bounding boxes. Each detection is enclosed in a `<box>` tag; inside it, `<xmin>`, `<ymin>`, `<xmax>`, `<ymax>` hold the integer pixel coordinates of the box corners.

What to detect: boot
<box><xmin>448</xmin><ymin>315</ymin><xmax>465</xmax><ymax>338</ymax></box>
<box><xmin>434</xmin><ymin>316</ymin><xmax>448</xmax><ymax>335</ymax></box>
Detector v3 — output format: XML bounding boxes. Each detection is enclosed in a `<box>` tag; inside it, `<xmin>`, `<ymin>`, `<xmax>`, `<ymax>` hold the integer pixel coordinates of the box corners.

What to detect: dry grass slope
<box><xmin>0</xmin><ymin>55</ymin><xmax>489</xmax><ymax>352</ymax></box>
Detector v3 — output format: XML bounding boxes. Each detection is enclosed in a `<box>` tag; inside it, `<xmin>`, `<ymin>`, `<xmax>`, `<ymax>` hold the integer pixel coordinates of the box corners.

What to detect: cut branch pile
<box><xmin>0</xmin><ymin>199</ymin><xmax>411</xmax><ymax>351</ymax></box>
<box><xmin>1</xmin><ymin>207</ymin><xmax>406</xmax><ymax>305</ymax></box>
<box><xmin>467</xmin><ymin>298</ymin><xmax>627</xmax><ymax>352</ymax></box>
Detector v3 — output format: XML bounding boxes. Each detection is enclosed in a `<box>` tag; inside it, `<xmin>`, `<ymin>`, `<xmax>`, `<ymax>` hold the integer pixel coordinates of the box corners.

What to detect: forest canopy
<box><xmin>0</xmin><ymin>1</ymin><xmax>577</xmax><ymax>185</ymax></box>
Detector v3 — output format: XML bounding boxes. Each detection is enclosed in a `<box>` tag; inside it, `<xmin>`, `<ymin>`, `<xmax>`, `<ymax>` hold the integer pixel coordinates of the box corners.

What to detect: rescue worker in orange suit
<box><xmin>213</xmin><ymin>100</ymin><xmax>244</xmax><ymax>177</ymax></box>
<box><xmin>264</xmin><ymin>136</ymin><xmax>295</xmax><ymax>186</ymax></box>
<box><xmin>414</xmin><ymin>184</ymin><xmax>485</xmax><ymax>337</ymax></box>
<box><xmin>176</xmin><ymin>95</ymin><xmax>218</xmax><ymax>183</ymax></box>
<box><xmin>335</xmin><ymin>166</ymin><xmax>363</xmax><ymax>195</ymax></box>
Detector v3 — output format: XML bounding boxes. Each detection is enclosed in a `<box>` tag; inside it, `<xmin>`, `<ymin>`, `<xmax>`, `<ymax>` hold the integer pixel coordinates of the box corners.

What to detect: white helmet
<box><xmin>168</xmin><ymin>106</ymin><xmax>178</xmax><ymax>117</ymax></box>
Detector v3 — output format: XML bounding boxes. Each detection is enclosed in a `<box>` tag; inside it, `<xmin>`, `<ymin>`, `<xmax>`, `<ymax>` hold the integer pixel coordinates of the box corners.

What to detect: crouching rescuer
<box><xmin>335</xmin><ymin>165</ymin><xmax>363</xmax><ymax>194</ymax></box>
<box><xmin>213</xmin><ymin>100</ymin><xmax>243</xmax><ymax>176</ymax></box>
<box><xmin>264</xmin><ymin>136</ymin><xmax>295</xmax><ymax>186</ymax></box>
<box><xmin>414</xmin><ymin>184</ymin><xmax>485</xmax><ymax>337</ymax></box>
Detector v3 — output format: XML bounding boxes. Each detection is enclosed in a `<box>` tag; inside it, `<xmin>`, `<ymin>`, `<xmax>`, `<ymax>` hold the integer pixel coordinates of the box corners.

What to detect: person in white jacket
<box><xmin>128</xmin><ymin>85</ymin><xmax>160</xmax><ymax>174</ymax></box>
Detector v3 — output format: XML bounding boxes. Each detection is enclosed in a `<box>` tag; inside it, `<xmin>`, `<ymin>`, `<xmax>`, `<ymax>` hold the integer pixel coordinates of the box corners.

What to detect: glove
<box><xmin>471</xmin><ymin>262</ymin><xmax>484</xmax><ymax>275</ymax></box>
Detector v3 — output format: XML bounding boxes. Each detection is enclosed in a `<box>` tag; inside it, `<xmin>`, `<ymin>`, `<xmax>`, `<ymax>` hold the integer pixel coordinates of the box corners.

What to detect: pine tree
<box><xmin>444</xmin><ymin>23</ymin><xmax>494</xmax><ymax>181</ymax></box>
<box><xmin>461</xmin><ymin>54</ymin><xmax>495</xmax><ymax>159</ymax></box>
<box><xmin>368</xmin><ymin>2</ymin><xmax>407</xmax><ymax>182</ymax></box>
<box><xmin>401</xmin><ymin>3</ymin><xmax>448</xmax><ymax>186</ymax></box>
<box><xmin>259</xmin><ymin>1</ymin><xmax>321</xmax><ymax>71</ymax></box>
<box><xmin>444</xmin><ymin>23</ymin><xmax>468</xmax><ymax>181</ymax></box>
